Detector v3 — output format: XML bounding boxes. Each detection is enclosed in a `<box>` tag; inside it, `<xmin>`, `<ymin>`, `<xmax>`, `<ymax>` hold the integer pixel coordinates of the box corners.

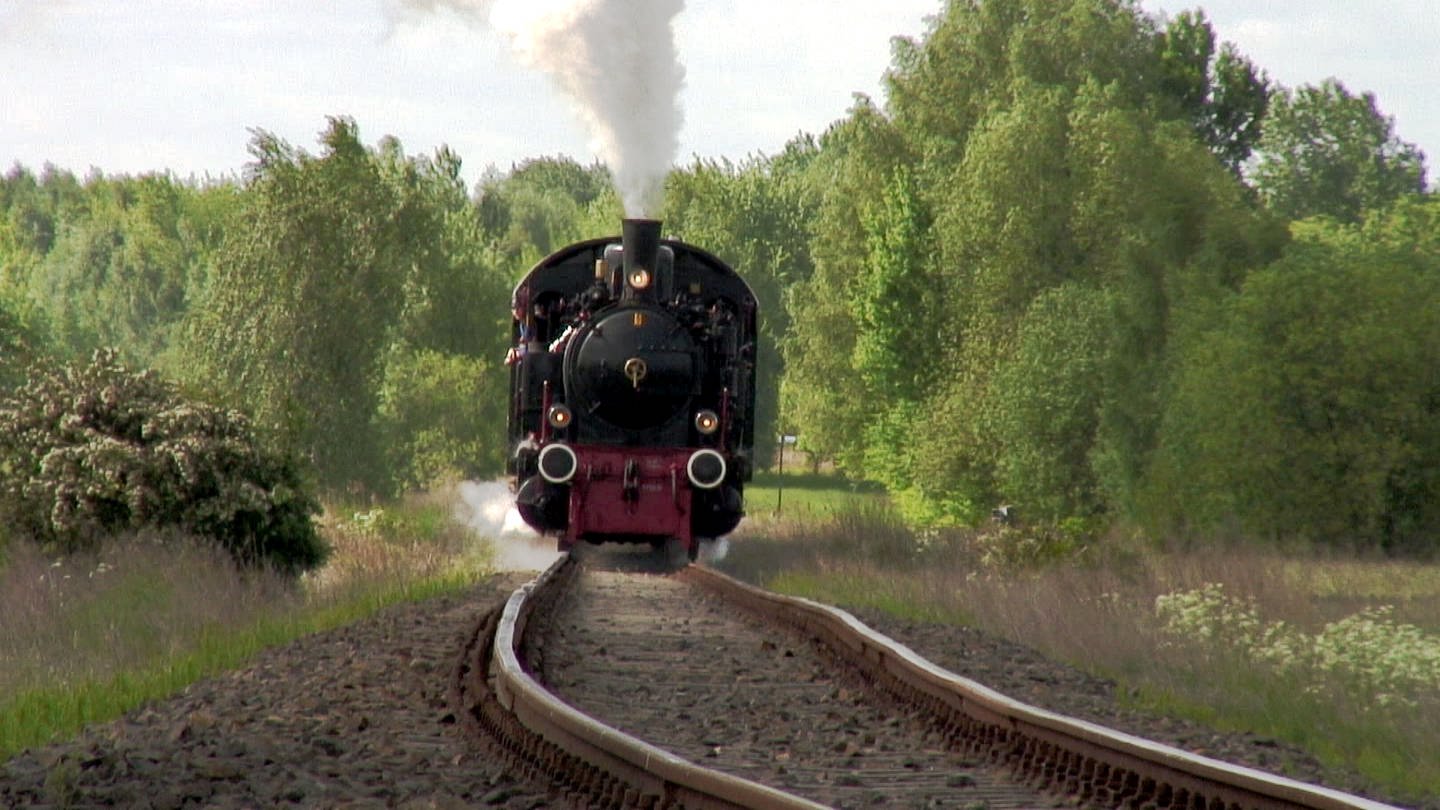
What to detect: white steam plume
<box><xmin>397</xmin><ymin>0</ymin><xmax>686</xmax><ymax>216</ymax></box>
<box><xmin>0</xmin><ymin>1</ymin><xmax>64</xmax><ymax>40</ymax></box>
<box><xmin>452</xmin><ymin>480</ymin><xmax>561</xmax><ymax>572</ymax></box>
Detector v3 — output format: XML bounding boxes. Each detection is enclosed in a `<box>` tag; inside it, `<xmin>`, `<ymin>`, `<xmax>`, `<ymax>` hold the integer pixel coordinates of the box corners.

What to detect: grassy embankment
<box><xmin>731</xmin><ymin>471</ymin><xmax>1440</xmax><ymax>805</ymax></box>
<box><xmin>0</xmin><ymin>491</ymin><xmax>493</xmax><ymax>759</ymax></box>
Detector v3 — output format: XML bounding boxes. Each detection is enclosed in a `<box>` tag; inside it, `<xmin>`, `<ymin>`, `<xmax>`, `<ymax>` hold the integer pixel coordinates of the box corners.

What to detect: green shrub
<box><xmin>965</xmin><ymin>520</ymin><xmax>1092</xmax><ymax>571</ymax></box>
<box><xmin>0</xmin><ymin>349</ymin><xmax>325</xmax><ymax>572</ymax></box>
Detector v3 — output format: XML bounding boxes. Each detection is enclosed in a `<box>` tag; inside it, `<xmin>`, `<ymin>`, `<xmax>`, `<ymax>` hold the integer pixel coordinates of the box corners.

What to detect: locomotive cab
<box><xmin>507</xmin><ymin>218</ymin><xmax>756</xmax><ymax>560</ymax></box>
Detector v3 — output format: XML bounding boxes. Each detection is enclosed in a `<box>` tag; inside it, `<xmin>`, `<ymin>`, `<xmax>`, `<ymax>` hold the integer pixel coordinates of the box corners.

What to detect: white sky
<box><xmin>1</xmin><ymin>1</ymin><xmax>1436</xmax><ymax>190</ymax></box>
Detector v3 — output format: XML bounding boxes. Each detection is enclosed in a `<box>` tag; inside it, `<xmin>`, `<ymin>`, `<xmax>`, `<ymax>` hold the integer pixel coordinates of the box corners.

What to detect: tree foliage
<box><xmin>1154</xmin><ymin>10</ymin><xmax>1269</xmax><ymax>173</ymax></box>
<box><xmin>1254</xmin><ymin>79</ymin><xmax>1427</xmax><ymax>223</ymax></box>
<box><xmin>782</xmin><ymin>0</ymin><xmax>1301</xmax><ymax>530</ymax></box>
<box><xmin>0</xmin><ymin>350</ymin><xmax>324</xmax><ymax>570</ymax></box>
<box><xmin>780</xmin><ymin>99</ymin><xmax>912</xmax><ymax>473</ymax></box>
<box><xmin>478</xmin><ymin>157</ymin><xmax>617</xmax><ymax>271</ymax></box>
<box><xmin>29</xmin><ymin>174</ymin><xmax>214</xmax><ymax>364</ymax></box>
<box><xmin>983</xmin><ymin>283</ymin><xmax>1112</xmax><ymax>519</ymax></box>
<box><xmin>376</xmin><ymin>345</ymin><xmax>506</xmax><ymax>492</ymax></box>
<box><xmin>181</xmin><ymin>119</ymin><xmax>513</xmax><ymax>493</ymax></box>
<box><xmin>1146</xmin><ymin>200</ymin><xmax>1440</xmax><ymax>553</ymax></box>
<box><xmin>4</xmin><ymin>1</ymin><xmax>1436</xmax><ymax>556</ymax></box>
<box><xmin>183</xmin><ymin>120</ymin><xmax>406</xmax><ymax>489</ymax></box>
<box><xmin>0</xmin><ymin>289</ymin><xmax>47</xmax><ymax>391</ymax></box>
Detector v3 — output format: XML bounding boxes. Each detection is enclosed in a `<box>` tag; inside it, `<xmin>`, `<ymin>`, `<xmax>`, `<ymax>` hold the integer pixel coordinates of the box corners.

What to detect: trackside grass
<box><xmin>0</xmin><ymin>491</ymin><xmax>493</xmax><ymax>759</ymax></box>
<box><xmin>745</xmin><ymin>470</ymin><xmax>887</xmax><ymax>520</ymax></box>
<box><xmin>720</xmin><ymin>477</ymin><xmax>1440</xmax><ymax>805</ymax></box>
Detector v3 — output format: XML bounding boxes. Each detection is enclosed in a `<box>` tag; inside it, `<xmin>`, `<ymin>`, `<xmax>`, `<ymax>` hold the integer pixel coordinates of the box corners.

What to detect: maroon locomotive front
<box><xmin>506</xmin><ymin>219</ymin><xmax>756</xmax><ymax>562</ymax></box>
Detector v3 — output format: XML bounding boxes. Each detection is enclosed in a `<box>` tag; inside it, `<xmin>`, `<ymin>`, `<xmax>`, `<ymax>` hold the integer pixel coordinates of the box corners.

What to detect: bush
<box><xmin>963</xmin><ymin>520</ymin><xmax>1093</xmax><ymax>571</ymax></box>
<box><xmin>0</xmin><ymin>349</ymin><xmax>325</xmax><ymax>572</ymax></box>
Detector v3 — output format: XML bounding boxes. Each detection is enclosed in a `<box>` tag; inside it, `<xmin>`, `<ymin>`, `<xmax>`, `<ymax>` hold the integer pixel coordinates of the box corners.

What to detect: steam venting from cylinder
<box><xmin>395</xmin><ymin>0</ymin><xmax>686</xmax><ymax>217</ymax></box>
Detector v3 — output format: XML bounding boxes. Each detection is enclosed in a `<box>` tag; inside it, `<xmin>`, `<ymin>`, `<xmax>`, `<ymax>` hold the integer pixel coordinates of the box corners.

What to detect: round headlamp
<box><xmin>694</xmin><ymin>410</ymin><xmax>720</xmax><ymax>435</ymax></box>
<box><xmin>628</xmin><ymin>268</ymin><xmax>652</xmax><ymax>290</ymax></box>
<box><xmin>547</xmin><ymin>403</ymin><xmax>573</xmax><ymax>429</ymax></box>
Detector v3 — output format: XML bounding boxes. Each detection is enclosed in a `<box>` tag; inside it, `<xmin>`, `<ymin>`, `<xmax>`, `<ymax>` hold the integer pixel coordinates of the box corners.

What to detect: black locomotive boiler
<box><xmin>507</xmin><ymin>218</ymin><xmax>756</xmax><ymax>561</ymax></box>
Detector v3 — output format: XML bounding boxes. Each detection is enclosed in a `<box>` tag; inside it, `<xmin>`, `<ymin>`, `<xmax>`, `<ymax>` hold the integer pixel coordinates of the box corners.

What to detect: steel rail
<box><xmin>487</xmin><ymin>555</ymin><xmax>828</xmax><ymax>809</ymax></box>
<box><xmin>680</xmin><ymin>564</ymin><xmax>1401</xmax><ymax>810</ymax></box>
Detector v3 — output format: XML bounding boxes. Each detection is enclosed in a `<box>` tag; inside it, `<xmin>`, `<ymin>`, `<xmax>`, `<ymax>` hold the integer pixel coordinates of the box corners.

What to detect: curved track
<box><xmin>451</xmin><ymin>555</ymin><xmax>1402</xmax><ymax>809</ymax></box>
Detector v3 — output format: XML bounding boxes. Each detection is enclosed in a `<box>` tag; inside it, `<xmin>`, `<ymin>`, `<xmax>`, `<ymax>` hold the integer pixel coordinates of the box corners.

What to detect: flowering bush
<box><xmin>1309</xmin><ymin>606</ymin><xmax>1440</xmax><ymax>707</ymax></box>
<box><xmin>0</xmin><ymin>350</ymin><xmax>325</xmax><ymax>572</ymax></box>
<box><xmin>1155</xmin><ymin>583</ymin><xmax>1440</xmax><ymax>708</ymax></box>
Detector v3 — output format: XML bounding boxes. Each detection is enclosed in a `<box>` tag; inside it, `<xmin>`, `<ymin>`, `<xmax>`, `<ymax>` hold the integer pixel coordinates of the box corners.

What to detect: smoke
<box><xmin>0</xmin><ymin>1</ymin><xmax>63</xmax><ymax>39</ymax></box>
<box><xmin>698</xmin><ymin>536</ymin><xmax>730</xmax><ymax>563</ymax></box>
<box><xmin>452</xmin><ymin>480</ymin><xmax>562</xmax><ymax>572</ymax></box>
<box><xmin>395</xmin><ymin>0</ymin><xmax>686</xmax><ymax>216</ymax></box>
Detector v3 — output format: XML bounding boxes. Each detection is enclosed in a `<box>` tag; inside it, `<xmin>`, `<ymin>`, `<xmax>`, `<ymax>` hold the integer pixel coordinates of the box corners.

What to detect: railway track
<box><xmin>451</xmin><ymin>554</ymin><xmax>1402</xmax><ymax>809</ymax></box>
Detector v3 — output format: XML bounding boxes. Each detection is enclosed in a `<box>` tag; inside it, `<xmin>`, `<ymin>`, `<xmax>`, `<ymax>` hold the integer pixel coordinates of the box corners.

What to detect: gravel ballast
<box><xmin>1</xmin><ymin>574</ymin><xmax>548</xmax><ymax>810</ymax></box>
<box><xmin>1</xmin><ymin>564</ymin><xmax>1422</xmax><ymax>808</ymax></box>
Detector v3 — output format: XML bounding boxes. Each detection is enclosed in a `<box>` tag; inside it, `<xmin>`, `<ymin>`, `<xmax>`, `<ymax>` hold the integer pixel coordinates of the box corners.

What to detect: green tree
<box><xmin>1146</xmin><ymin>199</ymin><xmax>1440</xmax><ymax>552</ymax></box>
<box><xmin>886</xmin><ymin>0</ymin><xmax>1155</xmax><ymax>171</ymax></box>
<box><xmin>380</xmin><ymin>142</ymin><xmax>511</xmax><ymax>359</ymax></box>
<box><xmin>0</xmin><ymin>291</ymin><xmax>47</xmax><ymax>391</ymax></box>
<box><xmin>1154</xmin><ymin>9</ymin><xmax>1269</xmax><ymax>173</ymax></box>
<box><xmin>780</xmin><ymin>99</ymin><xmax>911</xmax><ymax>473</ymax></box>
<box><xmin>477</xmin><ymin>157</ymin><xmax>614</xmax><ymax>274</ymax></box>
<box><xmin>851</xmin><ymin>165</ymin><xmax>944</xmax><ymax>500</ymax></box>
<box><xmin>850</xmin><ymin>165</ymin><xmax>935</xmax><ymax>400</ymax></box>
<box><xmin>0</xmin><ymin>164</ymin><xmax>87</xmax><ymax>272</ymax></box>
<box><xmin>1253</xmin><ymin>79</ymin><xmax>1427</xmax><ymax>223</ymax></box>
<box><xmin>1</xmin><ymin>165</ymin><xmax>87</xmax><ymax>351</ymax></box>
<box><xmin>184</xmin><ymin>119</ymin><xmax>414</xmax><ymax>491</ymax></box>
<box><xmin>786</xmin><ymin>0</ymin><xmax>1282</xmax><ymax>526</ymax></box>
<box><xmin>186</xmin><ymin>120</ymin><xmax>516</xmax><ymax>494</ymax></box>
<box><xmin>30</xmin><ymin>174</ymin><xmax>200</xmax><ymax>364</ymax></box>
<box><xmin>376</xmin><ymin>346</ymin><xmax>506</xmax><ymax>491</ymax></box>
<box><xmin>377</xmin><ymin>142</ymin><xmax>513</xmax><ymax>491</ymax></box>
<box><xmin>984</xmin><ymin>283</ymin><xmax>1112</xmax><ymax>519</ymax></box>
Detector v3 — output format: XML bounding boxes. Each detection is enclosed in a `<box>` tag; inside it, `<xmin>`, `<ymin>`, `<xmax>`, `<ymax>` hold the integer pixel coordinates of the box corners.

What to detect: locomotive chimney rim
<box><xmin>621</xmin><ymin>218</ymin><xmax>662</xmax><ymax>293</ymax></box>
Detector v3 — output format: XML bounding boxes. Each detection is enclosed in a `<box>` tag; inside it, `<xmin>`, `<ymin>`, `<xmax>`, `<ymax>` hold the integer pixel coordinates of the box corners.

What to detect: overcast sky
<box><xmin>2</xmin><ymin>1</ymin><xmax>1436</xmax><ymax>190</ymax></box>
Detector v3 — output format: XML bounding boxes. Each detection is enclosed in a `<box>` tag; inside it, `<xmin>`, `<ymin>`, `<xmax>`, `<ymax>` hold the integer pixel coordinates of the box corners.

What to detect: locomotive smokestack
<box><xmin>621</xmin><ymin>218</ymin><xmax>663</xmax><ymax>297</ymax></box>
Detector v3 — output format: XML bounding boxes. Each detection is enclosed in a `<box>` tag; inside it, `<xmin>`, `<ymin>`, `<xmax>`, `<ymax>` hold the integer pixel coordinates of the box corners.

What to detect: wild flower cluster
<box><xmin>347</xmin><ymin>507</ymin><xmax>387</xmax><ymax>538</ymax></box>
<box><xmin>968</xmin><ymin>522</ymin><xmax>1089</xmax><ymax>570</ymax></box>
<box><xmin>1154</xmin><ymin>583</ymin><xmax>1440</xmax><ymax>709</ymax></box>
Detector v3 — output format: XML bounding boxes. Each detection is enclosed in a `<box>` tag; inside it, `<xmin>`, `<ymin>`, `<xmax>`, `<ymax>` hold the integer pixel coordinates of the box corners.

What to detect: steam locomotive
<box><xmin>507</xmin><ymin>219</ymin><xmax>756</xmax><ymax>561</ymax></box>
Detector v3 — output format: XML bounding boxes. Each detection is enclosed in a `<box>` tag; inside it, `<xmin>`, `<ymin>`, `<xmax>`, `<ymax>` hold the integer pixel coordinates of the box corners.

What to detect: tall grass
<box><xmin>0</xmin><ymin>490</ymin><xmax>493</xmax><ymax>759</ymax></box>
<box><xmin>722</xmin><ymin>497</ymin><xmax>1440</xmax><ymax>804</ymax></box>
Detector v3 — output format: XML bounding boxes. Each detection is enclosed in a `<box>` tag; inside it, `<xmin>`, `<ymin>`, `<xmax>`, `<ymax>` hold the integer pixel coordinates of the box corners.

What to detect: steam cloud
<box><xmin>398</xmin><ymin>0</ymin><xmax>686</xmax><ymax>216</ymax></box>
<box><xmin>452</xmin><ymin>480</ymin><xmax>562</xmax><ymax>572</ymax></box>
<box><xmin>0</xmin><ymin>1</ymin><xmax>63</xmax><ymax>39</ymax></box>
